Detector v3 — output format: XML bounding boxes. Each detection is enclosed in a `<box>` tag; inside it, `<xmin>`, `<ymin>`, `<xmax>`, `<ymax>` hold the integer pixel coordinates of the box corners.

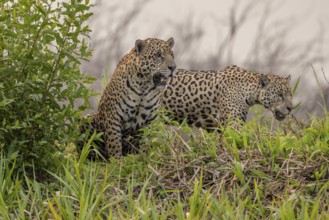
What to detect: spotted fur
<box><xmin>162</xmin><ymin>65</ymin><xmax>293</xmax><ymax>129</ymax></box>
<box><xmin>78</xmin><ymin>38</ymin><xmax>176</xmax><ymax>159</ymax></box>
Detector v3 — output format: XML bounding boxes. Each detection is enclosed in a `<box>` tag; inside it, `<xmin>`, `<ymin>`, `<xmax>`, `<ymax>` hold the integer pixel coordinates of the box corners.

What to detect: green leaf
<box><xmin>35</xmin><ymin>5</ymin><xmax>46</xmax><ymax>16</ymax></box>
<box><xmin>292</xmin><ymin>75</ymin><xmax>300</xmax><ymax>94</ymax></box>
<box><xmin>44</xmin><ymin>34</ymin><xmax>55</xmax><ymax>44</ymax></box>
<box><xmin>0</xmin><ymin>16</ymin><xmax>9</xmax><ymax>22</ymax></box>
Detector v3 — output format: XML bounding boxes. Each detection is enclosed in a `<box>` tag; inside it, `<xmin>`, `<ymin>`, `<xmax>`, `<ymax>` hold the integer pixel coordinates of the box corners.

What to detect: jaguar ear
<box><xmin>285</xmin><ymin>75</ymin><xmax>291</xmax><ymax>81</ymax></box>
<box><xmin>167</xmin><ymin>37</ymin><xmax>174</xmax><ymax>48</ymax></box>
<box><xmin>135</xmin><ymin>39</ymin><xmax>145</xmax><ymax>55</ymax></box>
<box><xmin>259</xmin><ymin>75</ymin><xmax>269</xmax><ymax>88</ymax></box>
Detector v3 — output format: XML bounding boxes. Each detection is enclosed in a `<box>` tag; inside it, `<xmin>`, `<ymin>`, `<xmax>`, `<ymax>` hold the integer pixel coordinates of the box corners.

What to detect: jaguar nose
<box><xmin>168</xmin><ymin>64</ymin><xmax>176</xmax><ymax>73</ymax></box>
<box><xmin>287</xmin><ymin>103</ymin><xmax>293</xmax><ymax>112</ymax></box>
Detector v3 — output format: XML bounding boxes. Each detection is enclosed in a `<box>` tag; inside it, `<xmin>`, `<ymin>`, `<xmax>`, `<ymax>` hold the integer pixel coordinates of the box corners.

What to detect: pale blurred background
<box><xmin>81</xmin><ymin>0</ymin><xmax>329</xmax><ymax>120</ymax></box>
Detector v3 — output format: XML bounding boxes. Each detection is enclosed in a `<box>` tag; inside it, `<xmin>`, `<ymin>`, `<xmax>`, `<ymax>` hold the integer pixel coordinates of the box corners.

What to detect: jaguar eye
<box><xmin>155</xmin><ymin>51</ymin><xmax>162</xmax><ymax>58</ymax></box>
<box><xmin>279</xmin><ymin>93</ymin><xmax>284</xmax><ymax>101</ymax></box>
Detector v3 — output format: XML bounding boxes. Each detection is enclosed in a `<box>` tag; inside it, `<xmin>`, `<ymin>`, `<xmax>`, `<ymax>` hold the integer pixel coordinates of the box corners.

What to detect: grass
<box><xmin>1</xmin><ymin>110</ymin><xmax>329</xmax><ymax>219</ymax></box>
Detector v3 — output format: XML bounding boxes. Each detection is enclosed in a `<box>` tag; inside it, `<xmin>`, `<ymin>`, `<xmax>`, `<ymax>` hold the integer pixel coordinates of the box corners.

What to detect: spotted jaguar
<box><xmin>78</xmin><ymin>38</ymin><xmax>176</xmax><ymax>159</ymax></box>
<box><xmin>162</xmin><ymin>65</ymin><xmax>293</xmax><ymax>129</ymax></box>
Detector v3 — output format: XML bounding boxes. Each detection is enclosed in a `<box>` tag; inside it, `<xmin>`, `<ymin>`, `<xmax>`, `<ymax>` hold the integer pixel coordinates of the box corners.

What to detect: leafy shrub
<box><xmin>0</xmin><ymin>0</ymin><xmax>95</xmax><ymax>175</ymax></box>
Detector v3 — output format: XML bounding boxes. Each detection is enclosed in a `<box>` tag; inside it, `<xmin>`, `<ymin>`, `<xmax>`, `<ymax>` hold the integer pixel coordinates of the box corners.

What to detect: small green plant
<box><xmin>0</xmin><ymin>0</ymin><xmax>95</xmax><ymax>176</ymax></box>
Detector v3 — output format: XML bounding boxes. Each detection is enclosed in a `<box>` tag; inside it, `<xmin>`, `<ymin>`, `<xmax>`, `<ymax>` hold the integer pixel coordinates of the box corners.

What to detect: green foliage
<box><xmin>0</xmin><ymin>0</ymin><xmax>95</xmax><ymax>175</ymax></box>
<box><xmin>1</xmin><ymin>112</ymin><xmax>329</xmax><ymax>218</ymax></box>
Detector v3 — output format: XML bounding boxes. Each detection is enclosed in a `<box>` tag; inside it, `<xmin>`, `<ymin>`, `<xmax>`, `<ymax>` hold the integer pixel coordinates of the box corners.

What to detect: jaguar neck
<box><xmin>235</xmin><ymin>73</ymin><xmax>262</xmax><ymax>107</ymax></box>
<box><xmin>126</xmin><ymin>66</ymin><xmax>155</xmax><ymax>96</ymax></box>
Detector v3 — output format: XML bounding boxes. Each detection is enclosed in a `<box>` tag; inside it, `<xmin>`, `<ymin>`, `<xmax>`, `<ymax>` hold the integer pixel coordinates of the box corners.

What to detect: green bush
<box><xmin>0</xmin><ymin>0</ymin><xmax>95</xmax><ymax>175</ymax></box>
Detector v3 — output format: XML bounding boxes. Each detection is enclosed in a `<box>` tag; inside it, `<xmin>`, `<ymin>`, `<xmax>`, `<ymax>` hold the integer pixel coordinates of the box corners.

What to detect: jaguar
<box><xmin>162</xmin><ymin>65</ymin><xmax>293</xmax><ymax>129</ymax></box>
<box><xmin>78</xmin><ymin>37</ymin><xmax>176</xmax><ymax>159</ymax></box>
